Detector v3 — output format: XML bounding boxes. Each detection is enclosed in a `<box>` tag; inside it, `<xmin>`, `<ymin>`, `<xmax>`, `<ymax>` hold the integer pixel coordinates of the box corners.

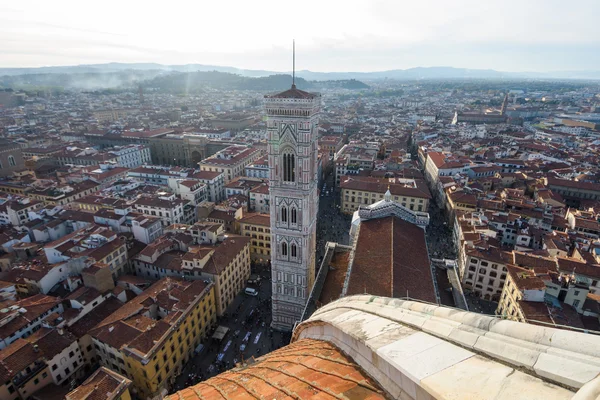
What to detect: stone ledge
<box><xmin>295</xmin><ymin>295</ymin><xmax>600</xmax><ymax>397</ymax></box>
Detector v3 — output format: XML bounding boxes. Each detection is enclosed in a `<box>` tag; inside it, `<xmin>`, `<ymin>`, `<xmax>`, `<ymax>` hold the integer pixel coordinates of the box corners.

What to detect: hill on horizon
<box><xmin>2</xmin><ymin>62</ymin><xmax>600</xmax><ymax>81</ymax></box>
<box><xmin>0</xmin><ymin>69</ymin><xmax>370</xmax><ymax>92</ymax></box>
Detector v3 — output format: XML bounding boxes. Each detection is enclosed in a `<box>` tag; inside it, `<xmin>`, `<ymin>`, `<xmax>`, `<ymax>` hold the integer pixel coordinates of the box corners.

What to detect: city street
<box><xmin>171</xmin><ymin>172</ymin><xmax>350</xmax><ymax>394</ymax></box>
<box><xmin>171</xmin><ymin>264</ymin><xmax>291</xmax><ymax>392</ymax></box>
<box><xmin>425</xmin><ymin>200</ymin><xmax>457</xmax><ymax>260</ymax></box>
<box><xmin>425</xmin><ymin>200</ymin><xmax>498</xmax><ymax>314</ymax></box>
<box><xmin>316</xmin><ymin>172</ymin><xmax>352</xmax><ymax>264</ymax></box>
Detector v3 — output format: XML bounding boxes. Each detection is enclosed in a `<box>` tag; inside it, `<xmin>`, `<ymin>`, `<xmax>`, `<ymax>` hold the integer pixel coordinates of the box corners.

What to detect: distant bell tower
<box><xmin>265</xmin><ymin>41</ymin><xmax>321</xmax><ymax>331</ymax></box>
<box><xmin>501</xmin><ymin>92</ymin><xmax>509</xmax><ymax>115</ymax></box>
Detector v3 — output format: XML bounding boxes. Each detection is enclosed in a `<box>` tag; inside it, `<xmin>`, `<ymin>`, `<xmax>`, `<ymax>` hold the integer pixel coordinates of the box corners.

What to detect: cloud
<box><xmin>1</xmin><ymin>0</ymin><xmax>599</xmax><ymax>71</ymax></box>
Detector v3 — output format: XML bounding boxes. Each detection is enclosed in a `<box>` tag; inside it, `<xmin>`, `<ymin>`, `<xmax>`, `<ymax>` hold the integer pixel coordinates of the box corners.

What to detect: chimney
<box><xmin>57</xmin><ymin>328</ymin><xmax>64</xmax><ymax>335</ymax></box>
<box><xmin>33</xmin><ymin>344</ymin><xmax>39</xmax><ymax>352</ymax></box>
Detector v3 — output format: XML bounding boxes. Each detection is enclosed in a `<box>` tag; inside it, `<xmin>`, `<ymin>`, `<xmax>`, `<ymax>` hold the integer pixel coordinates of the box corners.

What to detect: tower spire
<box><xmin>292</xmin><ymin>39</ymin><xmax>296</xmax><ymax>89</ymax></box>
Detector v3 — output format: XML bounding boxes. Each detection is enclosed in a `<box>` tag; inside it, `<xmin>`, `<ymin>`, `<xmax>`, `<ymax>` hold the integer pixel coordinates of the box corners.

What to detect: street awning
<box><xmin>212</xmin><ymin>325</ymin><xmax>229</xmax><ymax>341</ymax></box>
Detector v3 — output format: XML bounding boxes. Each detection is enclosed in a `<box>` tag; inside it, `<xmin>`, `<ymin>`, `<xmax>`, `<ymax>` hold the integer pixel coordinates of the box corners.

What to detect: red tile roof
<box><xmin>166</xmin><ymin>339</ymin><xmax>386</xmax><ymax>400</ymax></box>
<box><xmin>265</xmin><ymin>86</ymin><xmax>318</xmax><ymax>99</ymax></box>
<box><xmin>347</xmin><ymin>216</ymin><xmax>436</xmax><ymax>302</ymax></box>
<box><xmin>66</xmin><ymin>366</ymin><xmax>131</xmax><ymax>400</ymax></box>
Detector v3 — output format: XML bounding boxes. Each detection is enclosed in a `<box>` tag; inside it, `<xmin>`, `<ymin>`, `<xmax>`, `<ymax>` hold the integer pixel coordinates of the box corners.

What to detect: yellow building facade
<box><xmin>90</xmin><ymin>279</ymin><xmax>217</xmax><ymax>398</ymax></box>
<box><xmin>341</xmin><ymin>188</ymin><xmax>429</xmax><ymax>214</ymax></box>
<box><xmin>237</xmin><ymin>213</ymin><xmax>271</xmax><ymax>262</ymax></box>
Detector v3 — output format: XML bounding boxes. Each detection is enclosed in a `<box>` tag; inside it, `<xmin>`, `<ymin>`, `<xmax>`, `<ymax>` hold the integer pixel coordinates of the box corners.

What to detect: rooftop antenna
<box><xmin>292</xmin><ymin>39</ymin><xmax>296</xmax><ymax>89</ymax></box>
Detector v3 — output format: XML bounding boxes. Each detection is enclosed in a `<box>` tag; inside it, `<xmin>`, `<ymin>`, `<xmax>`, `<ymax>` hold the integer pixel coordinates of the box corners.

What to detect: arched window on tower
<box><xmin>282</xmin><ymin>152</ymin><xmax>295</xmax><ymax>183</ymax></box>
<box><xmin>8</xmin><ymin>155</ymin><xmax>15</xmax><ymax>167</ymax></box>
<box><xmin>281</xmin><ymin>242</ymin><xmax>288</xmax><ymax>257</ymax></box>
<box><xmin>291</xmin><ymin>208</ymin><xmax>297</xmax><ymax>224</ymax></box>
<box><xmin>281</xmin><ymin>207</ymin><xmax>287</xmax><ymax>223</ymax></box>
<box><xmin>291</xmin><ymin>243</ymin><xmax>297</xmax><ymax>258</ymax></box>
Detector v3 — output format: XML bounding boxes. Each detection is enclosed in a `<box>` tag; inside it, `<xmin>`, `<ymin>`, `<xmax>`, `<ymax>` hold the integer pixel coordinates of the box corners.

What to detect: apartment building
<box><xmin>132</xmin><ymin>233</ymin><xmax>250</xmax><ymax>316</ymax></box>
<box><xmin>318</xmin><ymin>135</ymin><xmax>344</xmax><ymax>158</ymax></box>
<box><xmin>168</xmin><ymin>178</ymin><xmax>208</xmax><ymax>206</ymax></box>
<box><xmin>0</xmin><ymin>338</ymin><xmax>54</xmax><ymax>400</ymax></box>
<box><xmin>133</xmin><ymin>194</ymin><xmax>189</xmax><ymax>227</ymax></box>
<box><xmin>76</xmin><ymin>165</ymin><xmax>130</xmax><ymax>189</ymax></box>
<box><xmin>53</xmin><ymin>148</ymin><xmax>119</xmax><ymax>167</ymax></box>
<box><xmin>73</xmin><ymin>195</ymin><xmax>129</xmax><ymax>213</ymax></box>
<box><xmin>182</xmin><ymin>235</ymin><xmax>251</xmax><ymax>316</ymax></box>
<box><xmin>190</xmin><ymin>170</ymin><xmax>225</xmax><ymax>203</ymax></box>
<box><xmin>127</xmin><ymin>165</ymin><xmax>191</xmax><ymax>186</ymax></box>
<box><xmin>0</xmin><ymin>198</ymin><xmax>44</xmax><ymax>226</ymax></box>
<box><xmin>27</xmin><ymin>327</ymin><xmax>83</xmax><ymax>386</ymax></box>
<box><xmin>224</xmin><ymin>176</ymin><xmax>265</xmax><ymax>199</ymax></box>
<box><xmin>89</xmin><ymin>278</ymin><xmax>216</xmax><ymax>398</ymax></box>
<box><xmin>131</xmin><ymin>215</ymin><xmax>163</xmax><ymax>244</ymax></box>
<box><xmin>107</xmin><ymin>144</ymin><xmax>151</xmax><ymax>168</ymax></box>
<box><xmin>190</xmin><ymin>222</ymin><xmax>224</xmax><ymax>245</ymax></box>
<box><xmin>43</xmin><ymin>224</ymin><xmax>128</xmax><ymax>279</ymax></box>
<box><xmin>340</xmin><ymin>176</ymin><xmax>431</xmax><ymax>214</ymax></box>
<box><xmin>334</xmin><ymin>144</ymin><xmax>378</xmax><ymax>186</ymax></box>
<box><xmin>461</xmin><ymin>247</ymin><xmax>511</xmax><ymax>301</ymax></box>
<box><xmin>0</xmin><ymin>294</ymin><xmax>63</xmax><ymax>349</ymax></box>
<box><xmin>423</xmin><ymin>151</ymin><xmax>471</xmax><ymax>186</ymax></box>
<box><xmin>236</xmin><ymin>213</ymin><xmax>271</xmax><ymax>262</ymax></box>
<box><xmin>496</xmin><ymin>265</ymin><xmax>590</xmax><ymax>325</ymax></box>
<box><xmin>244</xmin><ymin>155</ymin><xmax>269</xmax><ymax>179</ymax></box>
<box><xmin>28</xmin><ymin>181</ymin><xmax>99</xmax><ymax>206</ymax></box>
<box><xmin>249</xmin><ymin>183</ymin><xmax>270</xmax><ymax>214</ymax></box>
<box><xmin>199</xmin><ymin>145</ymin><xmax>262</xmax><ymax>183</ymax></box>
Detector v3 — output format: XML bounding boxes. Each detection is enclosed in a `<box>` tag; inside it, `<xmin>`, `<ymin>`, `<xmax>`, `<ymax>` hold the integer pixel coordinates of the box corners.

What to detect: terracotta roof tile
<box><xmin>166</xmin><ymin>339</ymin><xmax>387</xmax><ymax>400</ymax></box>
<box><xmin>66</xmin><ymin>366</ymin><xmax>131</xmax><ymax>400</ymax></box>
<box><xmin>346</xmin><ymin>216</ymin><xmax>436</xmax><ymax>303</ymax></box>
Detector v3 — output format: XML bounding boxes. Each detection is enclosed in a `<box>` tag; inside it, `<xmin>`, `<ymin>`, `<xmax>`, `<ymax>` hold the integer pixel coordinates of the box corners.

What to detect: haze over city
<box><xmin>2</xmin><ymin>0</ymin><xmax>600</xmax><ymax>72</ymax></box>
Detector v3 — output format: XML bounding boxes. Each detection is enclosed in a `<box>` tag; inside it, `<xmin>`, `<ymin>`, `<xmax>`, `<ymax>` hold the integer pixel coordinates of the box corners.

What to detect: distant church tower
<box><xmin>501</xmin><ymin>93</ymin><xmax>509</xmax><ymax>116</ymax></box>
<box><xmin>264</xmin><ymin>43</ymin><xmax>321</xmax><ymax>331</ymax></box>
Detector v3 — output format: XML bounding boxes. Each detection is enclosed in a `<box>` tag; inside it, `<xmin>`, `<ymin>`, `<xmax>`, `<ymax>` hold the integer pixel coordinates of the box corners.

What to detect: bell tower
<box><xmin>264</xmin><ymin>43</ymin><xmax>321</xmax><ymax>331</ymax></box>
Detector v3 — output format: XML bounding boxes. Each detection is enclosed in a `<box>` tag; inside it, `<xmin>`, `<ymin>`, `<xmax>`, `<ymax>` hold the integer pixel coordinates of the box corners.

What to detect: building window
<box><xmin>291</xmin><ymin>208</ymin><xmax>297</xmax><ymax>224</ymax></box>
<box><xmin>282</xmin><ymin>152</ymin><xmax>295</xmax><ymax>182</ymax></box>
<box><xmin>291</xmin><ymin>243</ymin><xmax>297</xmax><ymax>258</ymax></box>
<box><xmin>281</xmin><ymin>242</ymin><xmax>288</xmax><ymax>256</ymax></box>
<box><xmin>281</xmin><ymin>207</ymin><xmax>287</xmax><ymax>223</ymax></box>
<box><xmin>8</xmin><ymin>155</ymin><xmax>16</xmax><ymax>167</ymax></box>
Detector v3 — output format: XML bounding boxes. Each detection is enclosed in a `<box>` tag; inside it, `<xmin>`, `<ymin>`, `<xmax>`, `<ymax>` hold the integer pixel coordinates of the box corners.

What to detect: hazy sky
<box><xmin>2</xmin><ymin>0</ymin><xmax>599</xmax><ymax>72</ymax></box>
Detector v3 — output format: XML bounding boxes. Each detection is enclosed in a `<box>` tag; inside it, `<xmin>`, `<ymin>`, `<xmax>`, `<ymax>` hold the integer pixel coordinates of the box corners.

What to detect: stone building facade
<box><xmin>0</xmin><ymin>139</ymin><xmax>25</xmax><ymax>177</ymax></box>
<box><xmin>265</xmin><ymin>84</ymin><xmax>321</xmax><ymax>331</ymax></box>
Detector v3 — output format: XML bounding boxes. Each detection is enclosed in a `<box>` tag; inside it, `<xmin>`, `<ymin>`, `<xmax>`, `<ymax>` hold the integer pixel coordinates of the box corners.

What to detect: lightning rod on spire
<box><xmin>292</xmin><ymin>39</ymin><xmax>296</xmax><ymax>89</ymax></box>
